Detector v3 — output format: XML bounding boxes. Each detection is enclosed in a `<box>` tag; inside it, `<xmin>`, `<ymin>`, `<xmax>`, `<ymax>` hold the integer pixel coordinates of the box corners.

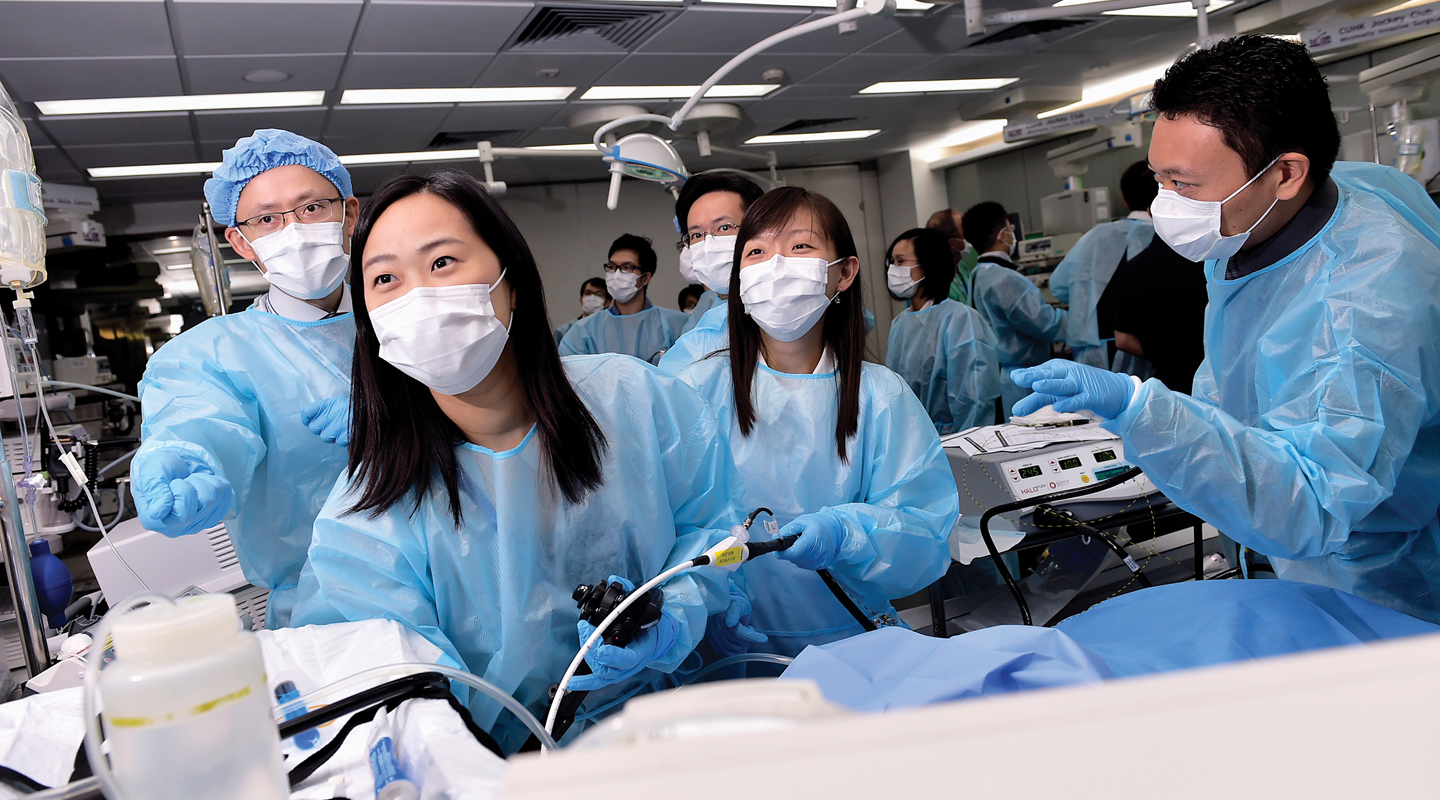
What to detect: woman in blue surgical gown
<box><xmin>884</xmin><ymin>227</ymin><xmax>1003</xmax><ymax>433</ymax></box>
<box><xmin>290</xmin><ymin>171</ymin><xmax>739</xmax><ymax>753</ymax></box>
<box><xmin>677</xmin><ymin>187</ymin><xmax>958</xmax><ymax>658</ymax></box>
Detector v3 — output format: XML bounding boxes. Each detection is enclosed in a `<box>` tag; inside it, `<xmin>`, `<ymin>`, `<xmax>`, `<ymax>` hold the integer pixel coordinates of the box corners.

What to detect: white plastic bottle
<box><xmin>0</xmin><ymin>83</ymin><xmax>47</xmax><ymax>289</ymax></box>
<box><xmin>99</xmin><ymin>594</ymin><xmax>289</xmax><ymax>800</ymax></box>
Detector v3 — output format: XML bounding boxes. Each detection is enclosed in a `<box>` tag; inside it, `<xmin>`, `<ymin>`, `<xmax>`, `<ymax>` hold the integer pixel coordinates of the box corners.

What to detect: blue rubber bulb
<box><xmin>29</xmin><ymin>539</ymin><xmax>72</xmax><ymax>629</ymax></box>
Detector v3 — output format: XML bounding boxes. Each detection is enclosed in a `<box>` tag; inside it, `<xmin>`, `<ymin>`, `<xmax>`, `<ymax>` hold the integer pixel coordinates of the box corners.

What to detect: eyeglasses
<box><xmin>236</xmin><ymin>197</ymin><xmax>343</xmax><ymax>236</ymax></box>
<box><xmin>603</xmin><ymin>262</ymin><xmax>643</xmax><ymax>274</ymax></box>
<box><xmin>885</xmin><ymin>257</ymin><xmax>919</xmax><ymax>269</ymax></box>
<box><xmin>682</xmin><ymin>222</ymin><xmax>740</xmax><ymax>247</ymax></box>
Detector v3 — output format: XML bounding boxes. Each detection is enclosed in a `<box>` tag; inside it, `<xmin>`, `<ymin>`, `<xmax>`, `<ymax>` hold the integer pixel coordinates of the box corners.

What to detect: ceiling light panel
<box><xmin>744</xmin><ymin>129</ymin><xmax>881</xmax><ymax>144</ymax></box>
<box><xmin>860</xmin><ymin>78</ymin><xmax>1019</xmax><ymax>94</ymax></box>
<box><xmin>580</xmin><ymin>84</ymin><xmax>779</xmax><ymax>100</ymax></box>
<box><xmin>89</xmin><ymin>162</ymin><xmax>221</xmax><ymax>179</ymax></box>
<box><xmin>340</xmin><ymin>87</ymin><xmax>577</xmax><ymax>105</ymax></box>
<box><xmin>699</xmin><ymin>0</ymin><xmax>934</xmax><ymax>9</ymax></box>
<box><xmin>37</xmin><ymin>91</ymin><xmax>325</xmax><ymax>117</ymax></box>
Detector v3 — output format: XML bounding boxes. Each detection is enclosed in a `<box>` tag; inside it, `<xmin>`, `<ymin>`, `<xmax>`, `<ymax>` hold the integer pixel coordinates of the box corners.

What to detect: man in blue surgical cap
<box><xmin>130</xmin><ymin>129</ymin><xmax>356</xmax><ymax>627</ymax></box>
<box><xmin>1012</xmin><ymin>36</ymin><xmax>1440</xmax><ymax>623</ymax></box>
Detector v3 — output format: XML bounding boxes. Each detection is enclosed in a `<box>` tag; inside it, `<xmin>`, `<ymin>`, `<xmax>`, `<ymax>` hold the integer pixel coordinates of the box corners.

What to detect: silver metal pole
<box><xmin>201</xmin><ymin>202</ymin><xmax>229</xmax><ymax>316</ymax></box>
<box><xmin>0</xmin><ymin>331</ymin><xmax>49</xmax><ymax>676</ymax></box>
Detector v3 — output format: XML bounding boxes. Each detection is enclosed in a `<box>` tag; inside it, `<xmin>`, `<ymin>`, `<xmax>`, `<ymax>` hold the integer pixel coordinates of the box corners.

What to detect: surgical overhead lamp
<box><xmin>601</xmin><ymin>133</ymin><xmax>688</xmax><ymax>211</ymax></box>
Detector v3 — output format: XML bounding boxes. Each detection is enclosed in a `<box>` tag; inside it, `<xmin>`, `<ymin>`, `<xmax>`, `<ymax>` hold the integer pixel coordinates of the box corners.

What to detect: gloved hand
<box><xmin>1010</xmin><ymin>359</ymin><xmax>1137</xmax><ymax>420</ymax></box>
<box><xmin>301</xmin><ymin>395</ymin><xmax>350</xmax><ymax>447</ymax></box>
<box><xmin>132</xmin><ymin>449</ymin><xmax>233</xmax><ymax>537</ymax></box>
<box><xmin>704</xmin><ymin>582</ymin><xmax>768</xmax><ymax>658</ymax></box>
<box><xmin>570</xmin><ymin>575</ymin><xmax>681</xmax><ymax>692</ymax></box>
<box><xmin>776</xmin><ymin>512</ymin><xmax>847</xmax><ymax>571</ymax></box>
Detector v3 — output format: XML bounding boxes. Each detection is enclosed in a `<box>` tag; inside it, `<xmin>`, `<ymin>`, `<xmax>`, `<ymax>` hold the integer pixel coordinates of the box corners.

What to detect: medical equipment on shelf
<box><xmin>944</xmin><ymin>422</ymin><xmax>1159</xmax><ymax>524</ymax></box>
<box><xmin>89</xmin><ymin>594</ymin><xmax>290</xmax><ymax>800</ymax></box>
<box><xmin>87</xmin><ymin>518</ymin><xmax>271</xmax><ymax>630</ymax></box>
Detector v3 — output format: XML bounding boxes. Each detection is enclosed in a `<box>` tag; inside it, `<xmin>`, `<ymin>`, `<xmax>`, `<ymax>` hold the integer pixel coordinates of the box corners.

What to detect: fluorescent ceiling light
<box><xmin>337</xmin><ymin>149</ymin><xmax>479</xmax><ymax>166</ymax></box>
<box><xmin>1379</xmin><ymin>0</ymin><xmax>1432</xmax><ymax>12</ymax></box>
<box><xmin>1052</xmin><ymin>0</ymin><xmax>1232</xmax><ymax>16</ymax></box>
<box><xmin>36</xmin><ymin>91</ymin><xmax>324</xmax><ymax>116</ymax></box>
<box><xmin>340</xmin><ymin>87</ymin><xmax>576</xmax><ymax>105</ymax></box>
<box><xmin>744</xmin><ymin>129</ymin><xmax>880</xmax><ymax>145</ymax></box>
<box><xmin>88</xmin><ymin>162</ymin><xmax>221</xmax><ymax>179</ymax></box>
<box><xmin>1036</xmin><ymin>61</ymin><xmax>1172</xmax><ymax>119</ymax></box>
<box><xmin>700</xmin><ymin>0</ymin><xmax>934</xmax><ymax>9</ymax></box>
<box><xmin>915</xmin><ymin>119</ymin><xmax>1008</xmax><ymax>162</ymax></box>
<box><xmin>523</xmin><ymin>144</ymin><xmax>600</xmax><ymax>151</ymax></box>
<box><xmin>860</xmin><ymin>78</ymin><xmax>1018</xmax><ymax>95</ymax></box>
<box><xmin>580</xmin><ymin>84</ymin><xmax>778</xmax><ymax>101</ymax></box>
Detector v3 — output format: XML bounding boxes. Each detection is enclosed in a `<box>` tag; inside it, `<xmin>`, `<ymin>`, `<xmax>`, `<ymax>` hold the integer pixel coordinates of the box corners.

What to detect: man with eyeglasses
<box><xmin>559</xmin><ymin>233</ymin><xmax>688</xmax><ymax>364</ymax></box>
<box><xmin>130</xmin><ymin>129</ymin><xmax>357</xmax><ymax>628</ymax></box>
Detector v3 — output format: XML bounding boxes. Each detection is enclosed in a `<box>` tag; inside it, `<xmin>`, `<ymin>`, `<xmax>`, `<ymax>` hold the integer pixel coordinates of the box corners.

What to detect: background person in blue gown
<box><xmin>559</xmin><ymin>233</ymin><xmax>687</xmax><ymax>364</ymax></box>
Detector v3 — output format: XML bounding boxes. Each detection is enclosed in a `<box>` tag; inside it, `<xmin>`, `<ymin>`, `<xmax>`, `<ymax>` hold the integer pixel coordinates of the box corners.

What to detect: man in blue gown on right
<box><xmin>1012</xmin><ymin>35</ymin><xmax>1440</xmax><ymax>624</ymax></box>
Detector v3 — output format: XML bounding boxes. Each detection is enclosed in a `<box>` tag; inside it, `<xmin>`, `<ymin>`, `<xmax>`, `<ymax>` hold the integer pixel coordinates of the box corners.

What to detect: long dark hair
<box><xmin>727</xmin><ymin>187</ymin><xmax>866</xmax><ymax>461</ymax></box>
<box><xmin>887</xmin><ymin>227</ymin><xmax>954</xmax><ymax>305</ymax></box>
<box><xmin>347</xmin><ymin>171</ymin><xmax>607</xmax><ymax>524</ymax></box>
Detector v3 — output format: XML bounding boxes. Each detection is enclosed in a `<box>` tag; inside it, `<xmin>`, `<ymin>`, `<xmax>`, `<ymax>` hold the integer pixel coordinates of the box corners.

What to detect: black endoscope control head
<box><xmin>572</xmin><ymin>580</ymin><xmax>664</xmax><ymax>647</ymax></box>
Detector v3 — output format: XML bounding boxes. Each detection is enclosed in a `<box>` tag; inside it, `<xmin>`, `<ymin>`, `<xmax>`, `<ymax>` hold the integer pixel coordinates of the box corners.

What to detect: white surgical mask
<box><xmin>1151</xmin><ymin>155</ymin><xmax>1281</xmax><ymax>262</ymax></box>
<box><xmin>369</xmin><ymin>273</ymin><xmax>508</xmax><ymax>396</ymax></box>
<box><xmin>246</xmin><ymin>217</ymin><xmax>350</xmax><ymax>300</ymax></box>
<box><xmin>580</xmin><ymin>294</ymin><xmax>605</xmax><ymax>316</ymax></box>
<box><xmin>606</xmin><ymin>270</ymin><xmax>641</xmax><ymax>303</ymax></box>
<box><xmin>677</xmin><ymin>246</ymin><xmax>698</xmax><ymax>284</ymax></box>
<box><xmin>739</xmin><ymin>254</ymin><xmax>842</xmax><ymax>342</ymax></box>
<box><xmin>886</xmin><ymin>262</ymin><xmax>919</xmax><ymax>299</ymax></box>
<box><xmin>691</xmin><ymin>235</ymin><xmax>738</xmax><ymax>292</ymax></box>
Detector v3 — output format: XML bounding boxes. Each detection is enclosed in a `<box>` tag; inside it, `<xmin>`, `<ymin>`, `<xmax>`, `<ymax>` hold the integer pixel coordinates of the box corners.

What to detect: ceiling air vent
<box><xmin>969</xmin><ymin>19</ymin><xmax>1090</xmax><ymax>47</ymax></box>
<box><xmin>767</xmin><ymin>118</ymin><xmax>858</xmax><ymax>135</ymax></box>
<box><xmin>428</xmin><ymin>130</ymin><xmax>525</xmax><ymax>148</ymax></box>
<box><xmin>508</xmin><ymin>6</ymin><xmax>675</xmax><ymax>54</ymax></box>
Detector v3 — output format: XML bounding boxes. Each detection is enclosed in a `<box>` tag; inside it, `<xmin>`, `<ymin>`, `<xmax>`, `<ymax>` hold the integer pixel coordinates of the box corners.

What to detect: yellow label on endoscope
<box><xmin>714</xmin><ymin>547</ymin><xmax>746</xmax><ymax>567</ymax></box>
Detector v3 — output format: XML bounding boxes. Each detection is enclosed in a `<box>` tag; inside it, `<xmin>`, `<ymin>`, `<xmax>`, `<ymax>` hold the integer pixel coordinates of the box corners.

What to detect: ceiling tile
<box><xmin>0</xmin><ymin>2</ymin><xmax>174</xmax><ymax>58</ymax></box>
<box><xmin>91</xmin><ymin>175</ymin><xmax>209</xmax><ymax>203</ymax></box>
<box><xmin>21</xmin><ymin>119</ymin><xmax>54</xmax><ymax>147</ymax></box>
<box><xmin>477</xmin><ymin>53</ymin><xmax>624</xmax><ymax>90</ymax></box>
<box><xmin>66</xmin><ymin>142</ymin><xmax>200</xmax><ymax>170</ymax></box>
<box><xmin>439</xmin><ymin>103</ymin><xmax>568</xmax><ymax>132</ymax></box>
<box><xmin>324</xmin><ymin>104</ymin><xmax>454</xmax><ymax>153</ymax></box>
<box><xmin>30</xmin><ymin>147</ymin><xmax>74</xmax><ymax>175</ymax></box>
<box><xmin>0</xmin><ymin>57</ymin><xmax>183</xmax><ymax>102</ymax></box>
<box><xmin>768</xmin><ymin>11</ymin><xmax>908</xmax><ymax>55</ymax></box>
<box><xmin>639</xmin><ymin>8</ymin><xmax>811</xmax><ymax>54</ymax></box>
<box><xmin>41</xmin><ymin>112</ymin><xmax>192</xmax><ymax>147</ymax></box>
<box><xmin>172</xmin><ymin>1</ymin><xmax>363</xmax><ymax>56</ymax></box>
<box><xmin>352</xmin><ymin>2</ymin><xmax>533</xmax><ymax>54</ymax></box>
<box><xmin>182</xmin><ymin>55</ymin><xmax>346</xmax><ymax>94</ymax></box>
<box><xmin>195</xmin><ymin>108</ymin><xmax>329</xmax><ymax>142</ymax></box>
<box><xmin>341</xmin><ymin>54</ymin><xmax>491</xmax><ymax>89</ymax></box>
<box><xmin>858</xmin><ymin>8</ymin><xmax>977</xmax><ymax>55</ymax></box>
<box><xmin>802</xmin><ymin>53</ymin><xmax>937</xmax><ymax>86</ymax></box>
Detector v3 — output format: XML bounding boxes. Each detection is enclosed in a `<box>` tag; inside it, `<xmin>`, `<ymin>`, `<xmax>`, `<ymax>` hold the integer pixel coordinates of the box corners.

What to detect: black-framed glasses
<box><xmin>602</xmin><ymin>262</ymin><xmax>643</xmax><ymax>274</ymax></box>
<box><xmin>236</xmin><ymin>197</ymin><xmax>343</xmax><ymax>236</ymax></box>
<box><xmin>682</xmin><ymin>222</ymin><xmax>740</xmax><ymax>247</ymax></box>
<box><xmin>885</xmin><ymin>257</ymin><xmax>919</xmax><ymax>269</ymax></box>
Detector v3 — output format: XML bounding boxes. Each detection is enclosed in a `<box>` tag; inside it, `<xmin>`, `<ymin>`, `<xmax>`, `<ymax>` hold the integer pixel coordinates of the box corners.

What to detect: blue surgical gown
<box><xmin>136</xmin><ymin>310</ymin><xmax>353</xmax><ymax>627</ymax></box>
<box><xmin>677</xmin><ymin>356</ymin><xmax>958</xmax><ymax>656</ymax></box>
<box><xmin>553</xmin><ymin>315</ymin><xmax>584</xmax><ymax>346</ymax></box>
<box><xmin>657</xmin><ymin>302</ymin><xmax>729</xmax><ymax>375</ymax></box>
<box><xmin>1106</xmin><ymin>162</ymin><xmax>1440</xmax><ymax>624</ymax></box>
<box><xmin>885</xmin><ymin>299</ymin><xmax>1003</xmax><ymax>434</ymax></box>
<box><xmin>292</xmin><ymin>355</ymin><xmax>740</xmax><ymax>751</ymax></box>
<box><xmin>968</xmin><ymin>260</ymin><xmax>1067</xmax><ymax>414</ymax></box>
<box><xmin>1050</xmin><ymin>218</ymin><xmax>1153</xmax><ymax>369</ymax></box>
<box><xmin>558</xmin><ymin>304</ymin><xmax>688</xmax><ymax>365</ymax></box>
<box><xmin>682</xmin><ymin>290</ymin><xmax>724</xmax><ymax>334</ymax></box>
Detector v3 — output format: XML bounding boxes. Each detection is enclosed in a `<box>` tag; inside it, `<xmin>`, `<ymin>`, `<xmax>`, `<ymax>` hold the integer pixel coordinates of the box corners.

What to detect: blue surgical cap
<box><xmin>204</xmin><ymin>129</ymin><xmax>352</xmax><ymax>227</ymax></box>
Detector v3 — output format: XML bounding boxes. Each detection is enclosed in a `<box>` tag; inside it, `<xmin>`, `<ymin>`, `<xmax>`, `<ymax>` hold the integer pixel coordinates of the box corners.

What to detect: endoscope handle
<box><xmin>744</xmin><ymin>532</ymin><xmax>802</xmax><ymax>559</ymax></box>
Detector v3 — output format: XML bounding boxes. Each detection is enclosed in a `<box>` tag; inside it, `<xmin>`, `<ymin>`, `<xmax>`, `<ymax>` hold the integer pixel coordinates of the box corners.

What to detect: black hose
<box><xmin>817</xmin><ymin>568</ymin><xmax>877</xmax><ymax>632</ymax></box>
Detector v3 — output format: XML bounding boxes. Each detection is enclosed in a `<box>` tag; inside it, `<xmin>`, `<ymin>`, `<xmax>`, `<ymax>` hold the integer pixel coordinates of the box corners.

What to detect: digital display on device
<box><xmin>1018</xmin><ymin>465</ymin><xmax>1043</xmax><ymax>479</ymax></box>
<box><xmin>1093</xmin><ymin>449</ymin><xmax>1117</xmax><ymax>463</ymax></box>
<box><xmin>1058</xmin><ymin>456</ymin><xmax>1082</xmax><ymax>471</ymax></box>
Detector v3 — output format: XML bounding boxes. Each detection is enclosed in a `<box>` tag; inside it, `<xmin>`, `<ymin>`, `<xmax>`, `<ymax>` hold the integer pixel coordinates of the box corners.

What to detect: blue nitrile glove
<box><xmin>571</xmin><ymin>575</ymin><xmax>681</xmax><ymax>692</ymax></box>
<box><xmin>776</xmin><ymin>512</ymin><xmax>847</xmax><ymax>571</ymax></box>
<box><xmin>301</xmin><ymin>395</ymin><xmax>351</xmax><ymax>447</ymax></box>
<box><xmin>704</xmin><ymin>582</ymin><xmax>769</xmax><ymax>657</ymax></box>
<box><xmin>132</xmin><ymin>448</ymin><xmax>233</xmax><ymax>537</ymax></box>
<box><xmin>1010</xmin><ymin>359</ymin><xmax>1138</xmax><ymax>420</ymax></box>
